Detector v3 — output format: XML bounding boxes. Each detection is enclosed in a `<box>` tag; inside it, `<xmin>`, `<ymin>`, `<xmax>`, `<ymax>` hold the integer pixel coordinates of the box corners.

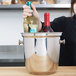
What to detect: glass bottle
<box><xmin>24</xmin><ymin>1</ymin><xmax>38</xmax><ymax>33</ymax></box>
<box><xmin>42</xmin><ymin>13</ymin><xmax>53</xmax><ymax>32</ymax></box>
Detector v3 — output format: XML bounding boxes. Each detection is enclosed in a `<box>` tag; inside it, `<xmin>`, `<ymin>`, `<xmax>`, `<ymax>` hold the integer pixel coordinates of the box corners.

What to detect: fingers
<box><xmin>23</xmin><ymin>3</ymin><xmax>36</xmax><ymax>11</ymax></box>
<box><xmin>23</xmin><ymin>10</ymin><xmax>33</xmax><ymax>18</ymax></box>
<box><xmin>23</xmin><ymin>5</ymin><xmax>33</xmax><ymax>18</ymax></box>
<box><xmin>31</xmin><ymin>3</ymin><xmax>36</xmax><ymax>12</ymax></box>
<box><xmin>23</xmin><ymin>12</ymin><xmax>32</xmax><ymax>18</ymax></box>
<box><xmin>24</xmin><ymin>9</ymin><xmax>33</xmax><ymax>13</ymax></box>
<box><xmin>23</xmin><ymin>4</ymin><xmax>37</xmax><ymax>18</ymax></box>
<box><xmin>23</xmin><ymin>5</ymin><xmax>30</xmax><ymax>9</ymax></box>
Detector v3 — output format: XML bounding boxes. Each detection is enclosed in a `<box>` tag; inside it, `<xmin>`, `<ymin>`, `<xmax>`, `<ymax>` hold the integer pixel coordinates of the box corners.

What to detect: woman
<box><xmin>23</xmin><ymin>0</ymin><xmax>76</xmax><ymax>66</ymax></box>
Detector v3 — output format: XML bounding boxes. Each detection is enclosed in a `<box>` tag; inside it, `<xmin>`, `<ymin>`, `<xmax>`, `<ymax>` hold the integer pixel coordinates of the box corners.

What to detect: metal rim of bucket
<box><xmin>22</xmin><ymin>32</ymin><xmax>62</xmax><ymax>38</ymax></box>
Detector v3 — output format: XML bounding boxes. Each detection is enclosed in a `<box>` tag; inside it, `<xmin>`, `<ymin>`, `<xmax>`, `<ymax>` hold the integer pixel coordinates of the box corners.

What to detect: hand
<box><xmin>23</xmin><ymin>3</ymin><xmax>42</xmax><ymax>31</ymax></box>
<box><xmin>23</xmin><ymin>3</ymin><xmax>40</xmax><ymax>20</ymax></box>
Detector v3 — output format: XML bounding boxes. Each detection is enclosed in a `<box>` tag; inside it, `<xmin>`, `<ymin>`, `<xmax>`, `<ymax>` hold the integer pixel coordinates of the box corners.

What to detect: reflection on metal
<box><xmin>19</xmin><ymin>40</ymin><xmax>24</xmax><ymax>45</ymax></box>
<box><xmin>59</xmin><ymin>39</ymin><xmax>65</xmax><ymax>45</ymax></box>
<box><xmin>22</xmin><ymin>32</ymin><xmax>65</xmax><ymax>74</ymax></box>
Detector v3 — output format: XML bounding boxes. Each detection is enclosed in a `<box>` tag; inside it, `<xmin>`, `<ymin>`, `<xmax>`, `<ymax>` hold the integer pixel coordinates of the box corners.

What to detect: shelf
<box><xmin>0</xmin><ymin>4</ymin><xmax>71</xmax><ymax>9</ymax></box>
<box><xmin>35</xmin><ymin>4</ymin><xmax>71</xmax><ymax>9</ymax></box>
<box><xmin>0</xmin><ymin>4</ymin><xmax>23</xmax><ymax>9</ymax></box>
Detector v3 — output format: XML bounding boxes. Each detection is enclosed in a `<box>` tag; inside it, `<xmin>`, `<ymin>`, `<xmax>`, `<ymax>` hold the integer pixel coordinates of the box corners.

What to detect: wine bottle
<box><xmin>42</xmin><ymin>13</ymin><xmax>53</xmax><ymax>32</ymax></box>
<box><xmin>24</xmin><ymin>2</ymin><xmax>38</xmax><ymax>33</ymax></box>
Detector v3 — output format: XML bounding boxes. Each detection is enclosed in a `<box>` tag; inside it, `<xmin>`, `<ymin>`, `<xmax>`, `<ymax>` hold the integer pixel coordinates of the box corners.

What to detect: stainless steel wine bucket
<box><xmin>22</xmin><ymin>32</ymin><xmax>65</xmax><ymax>75</ymax></box>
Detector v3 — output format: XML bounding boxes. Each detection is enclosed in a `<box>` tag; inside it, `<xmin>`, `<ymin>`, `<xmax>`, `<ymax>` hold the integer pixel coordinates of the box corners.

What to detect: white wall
<box><xmin>0</xmin><ymin>10</ymin><xmax>24</xmax><ymax>45</ymax></box>
<box><xmin>38</xmin><ymin>9</ymin><xmax>71</xmax><ymax>22</ymax></box>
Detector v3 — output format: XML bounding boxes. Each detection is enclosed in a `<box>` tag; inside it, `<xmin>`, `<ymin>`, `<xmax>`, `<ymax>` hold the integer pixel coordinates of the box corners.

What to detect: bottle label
<box><xmin>30</xmin><ymin>28</ymin><xmax>37</xmax><ymax>33</ymax></box>
<box><xmin>29</xmin><ymin>24</ymin><xmax>38</xmax><ymax>33</ymax></box>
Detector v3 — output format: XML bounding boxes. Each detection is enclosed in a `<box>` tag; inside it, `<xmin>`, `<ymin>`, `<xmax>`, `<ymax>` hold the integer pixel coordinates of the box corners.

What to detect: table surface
<box><xmin>0</xmin><ymin>67</ymin><xmax>76</xmax><ymax>76</ymax></box>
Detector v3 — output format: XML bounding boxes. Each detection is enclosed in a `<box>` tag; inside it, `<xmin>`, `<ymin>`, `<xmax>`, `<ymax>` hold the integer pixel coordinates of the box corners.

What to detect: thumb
<box><xmin>31</xmin><ymin>3</ymin><xmax>36</xmax><ymax>12</ymax></box>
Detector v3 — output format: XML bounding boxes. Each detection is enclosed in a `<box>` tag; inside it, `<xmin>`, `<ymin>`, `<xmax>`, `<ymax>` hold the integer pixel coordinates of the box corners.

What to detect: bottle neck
<box><xmin>26</xmin><ymin>2</ymin><xmax>32</xmax><ymax>15</ymax></box>
<box><xmin>44</xmin><ymin>13</ymin><xmax>50</xmax><ymax>26</ymax></box>
<box><xmin>44</xmin><ymin>22</ymin><xmax>50</xmax><ymax>26</ymax></box>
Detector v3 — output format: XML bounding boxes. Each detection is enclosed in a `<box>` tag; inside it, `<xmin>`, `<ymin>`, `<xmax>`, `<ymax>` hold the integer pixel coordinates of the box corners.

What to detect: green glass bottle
<box><xmin>24</xmin><ymin>2</ymin><xmax>38</xmax><ymax>33</ymax></box>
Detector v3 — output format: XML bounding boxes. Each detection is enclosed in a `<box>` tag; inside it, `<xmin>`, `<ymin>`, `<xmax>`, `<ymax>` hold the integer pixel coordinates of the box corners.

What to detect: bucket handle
<box><xmin>19</xmin><ymin>40</ymin><xmax>24</xmax><ymax>45</ymax></box>
<box><xmin>59</xmin><ymin>39</ymin><xmax>65</xmax><ymax>45</ymax></box>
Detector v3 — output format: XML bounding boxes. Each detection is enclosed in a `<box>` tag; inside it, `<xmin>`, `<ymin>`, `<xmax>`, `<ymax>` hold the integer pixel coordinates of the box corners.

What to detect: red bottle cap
<box><xmin>44</xmin><ymin>13</ymin><xmax>50</xmax><ymax>26</ymax></box>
